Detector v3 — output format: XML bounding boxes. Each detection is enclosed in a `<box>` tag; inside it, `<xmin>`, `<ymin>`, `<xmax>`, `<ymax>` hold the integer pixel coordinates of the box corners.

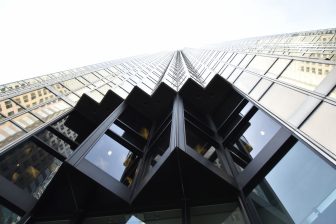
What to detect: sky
<box><xmin>0</xmin><ymin>0</ymin><xmax>335</xmax><ymax>85</ymax></box>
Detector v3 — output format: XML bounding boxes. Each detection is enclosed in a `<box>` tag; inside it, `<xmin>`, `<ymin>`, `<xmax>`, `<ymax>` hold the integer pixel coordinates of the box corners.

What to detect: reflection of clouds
<box><xmin>97</xmin><ymin>157</ymin><xmax>109</xmax><ymax>171</ymax></box>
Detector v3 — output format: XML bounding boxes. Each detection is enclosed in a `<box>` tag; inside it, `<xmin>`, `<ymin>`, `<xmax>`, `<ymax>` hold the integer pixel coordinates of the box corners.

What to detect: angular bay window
<box><xmin>85</xmin><ymin>134</ymin><xmax>140</xmax><ymax>187</ymax></box>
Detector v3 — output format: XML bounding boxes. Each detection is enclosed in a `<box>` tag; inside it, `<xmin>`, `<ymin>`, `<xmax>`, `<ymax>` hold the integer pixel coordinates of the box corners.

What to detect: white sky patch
<box><xmin>0</xmin><ymin>0</ymin><xmax>335</xmax><ymax>85</ymax></box>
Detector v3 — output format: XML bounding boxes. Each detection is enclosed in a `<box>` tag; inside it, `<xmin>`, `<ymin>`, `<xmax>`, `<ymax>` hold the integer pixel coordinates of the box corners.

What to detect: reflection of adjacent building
<box><xmin>0</xmin><ymin>28</ymin><xmax>335</xmax><ymax>224</ymax></box>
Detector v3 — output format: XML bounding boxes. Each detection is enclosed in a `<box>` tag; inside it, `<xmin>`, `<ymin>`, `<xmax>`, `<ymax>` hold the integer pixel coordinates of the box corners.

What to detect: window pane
<box><xmin>246</xmin><ymin>56</ymin><xmax>276</xmax><ymax>75</ymax></box>
<box><xmin>65</xmin><ymin>93</ymin><xmax>80</xmax><ymax>104</ymax></box>
<box><xmin>232</xmin><ymin>110</ymin><xmax>281</xmax><ymax>159</ymax></box>
<box><xmin>239</xmin><ymin>54</ymin><xmax>254</xmax><ymax>68</ymax></box>
<box><xmin>0</xmin><ymin>140</ymin><xmax>62</xmax><ymax>198</ymax></box>
<box><xmin>186</xmin><ymin>123</ymin><xmax>221</xmax><ymax>168</ymax></box>
<box><xmin>0</xmin><ymin>99</ymin><xmax>24</xmax><ymax>117</ymax></box>
<box><xmin>234</xmin><ymin>72</ymin><xmax>261</xmax><ymax>93</ymax></box>
<box><xmin>110</xmin><ymin>123</ymin><xmax>146</xmax><ymax>149</ymax></box>
<box><xmin>36</xmin><ymin>130</ymin><xmax>74</xmax><ymax>157</ymax></box>
<box><xmin>148</xmin><ymin>125</ymin><xmax>171</xmax><ymax>171</ymax></box>
<box><xmin>83</xmin><ymin>73</ymin><xmax>99</xmax><ymax>83</ymax></box>
<box><xmin>62</xmin><ymin>79</ymin><xmax>85</xmax><ymax>91</ymax></box>
<box><xmin>51</xmin><ymin>83</ymin><xmax>70</xmax><ymax>95</ymax></box>
<box><xmin>12</xmin><ymin>88</ymin><xmax>56</xmax><ymax>109</ymax></box>
<box><xmin>85</xmin><ymin>134</ymin><xmax>138</xmax><ymax>186</ymax></box>
<box><xmin>300</xmin><ymin>102</ymin><xmax>336</xmax><ymax>156</ymax></box>
<box><xmin>190</xmin><ymin>203</ymin><xmax>245</xmax><ymax>224</ymax></box>
<box><xmin>249</xmin><ymin>79</ymin><xmax>273</xmax><ymax>100</ymax></box>
<box><xmin>12</xmin><ymin>113</ymin><xmax>43</xmax><ymax>132</ymax></box>
<box><xmin>0</xmin><ymin>121</ymin><xmax>25</xmax><ymax>151</ymax></box>
<box><xmin>86</xmin><ymin>90</ymin><xmax>104</xmax><ymax>103</ymax></box>
<box><xmin>31</xmin><ymin>99</ymin><xmax>71</xmax><ymax>122</ymax></box>
<box><xmin>118</xmin><ymin>108</ymin><xmax>151</xmax><ymax>138</ymax></box>
<box><xmin>265</xmin><ymin>58</ymin><xmax>291</xmax><ymax>78</ymax></box>
<box><xmin>0</xmin><ymin>204</ymin><xmax>21</xmax><ymax>224</ymax></box>
<box><xmin>328</xmin><ymin>87</ymin><xmax>336</xmax><ymax>100</ymax></box>
<box><xmin>249</xmin><ymin>142</ymin><xmax>336</xmax><ymax>224</ymax></box>
<box><xmin>260</xmin><ymin>84</ymin><xmax>307</xmax><ymax>120</ymax></box>
<box><xmin>52</xmin><ymin>117</ymin><xmax>79</xmax><ymax>142</ymax></box>
<box><xmin>74</xmin><ymin>87</ymin><xmax>91</xmax><ymax>96</ymax></box>
<box><xmin>228</xmin><ymin>69</ymin><xmax>243</xmax><ymax>83</ymax></box>
<box><xmin>278</xmin><ymin>60</ymin><xmax>334</xmax><ymax>91</ymax></box>
<box><xmin>231</xmin><ymin>53</ymin><xmax>245</xmax><ymax>66</ymax></box>
<box><xmin>221</xmin><ymin>65</ymin><xmax>235</xmax><ymax>79</ymax></box>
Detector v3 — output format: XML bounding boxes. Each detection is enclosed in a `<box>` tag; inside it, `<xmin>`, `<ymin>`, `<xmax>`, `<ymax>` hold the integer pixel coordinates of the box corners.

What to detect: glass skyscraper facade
<box><xmin>0</xmin><ymin>28</ymin><xmax>335</xmax><ymax>224</ymax></box>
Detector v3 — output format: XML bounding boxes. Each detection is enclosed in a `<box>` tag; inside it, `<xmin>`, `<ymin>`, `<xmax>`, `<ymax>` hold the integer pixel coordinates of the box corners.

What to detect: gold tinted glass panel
<box><xmin>278</xmin><ymin>61</ymin><xmax>334</xmax><ymax>91</ymax></box>
<box><xmin>12</xmin><ymin>113</ymin><xmax>43</xmax><ymax>132</ymax></box>
<box><xmin>51</xmin><ymin>83</ymin><xmax>70</xmax><ymax>95</ymax></box>
<box><xmin>0</xmin><ymin>121</ymin><xmax>25</xmax><ymax>150</ymax></box>
<box><xmin>12</xmin><ymin>88</ymin><xmax>56</xmax><ymax>109</ymax></box>
<box><xmin>0</xmin><ymin>99</ymin><xmax>24</xmax><ymax>117</ymax></box>
<box><xmin>31</xmin><ymin>99</ymin><xmax>71</xmax><ymax>122</ymax></box>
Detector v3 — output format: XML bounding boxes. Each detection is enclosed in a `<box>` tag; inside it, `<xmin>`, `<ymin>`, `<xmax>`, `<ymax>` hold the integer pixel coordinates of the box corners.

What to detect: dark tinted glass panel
<box><xmin>232</xmin><ymin>110</ymin><xmax>280</xmax><ymax>159</ymax></box>
<box><xmin>0</xmin><ymin>140</ymin><xmax>61</xmax><ymax>198</ymax></box>
<box><xmin>36</xmin><ymin>130</ymin><xmax>74</xmax><ymax>157</ymax></box>
<box><xmin>148</xmin><ymin>125</ymin><xmax>171</xmax><ymax>170</ymax></box>
<box><xmin>52</xmin><ymin>117</ymin><xmax>79</xmax><ymax>142</ymax></box>
<box><xmin>249</xmin><ymin>142</ymin><xmax>336</xmax><ymax>224</ymax></box>
<box><xmin>110</xmin><ymin>123</ymin><xmax>146</xmax><ymax>149</ymax></box>
<box><xmin>83</xmin><ymin>209</ymin><xmax>182</xmax><ymax>224</ymax></box>
<box><xmin>190</xmin><ymin>203</ymin><xmax>245</xmax><ymax>224</ymax></box>
<box><xmin>185</xmin><ymin>123</ymin><xmax>221</xmax><ymax>168</ymax></box>
<box><xmin>118</xmin><ymin>108</ymin><xmax>151</xmax><ymax>139</ymax></box>
<box><xmin>0</xmin><ymin>204</ymin><xmax>21</xmax><ymax>224</ymax></box>
<box><xmin>85</xmin><ymin>134</ymin><xmax>138</xmax><ymax>186</ymax></box>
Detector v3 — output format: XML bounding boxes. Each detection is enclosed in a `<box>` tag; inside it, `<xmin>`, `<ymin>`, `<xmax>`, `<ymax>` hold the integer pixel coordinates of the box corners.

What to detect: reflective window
<box><xmin>85</xmin><ymin>134</ymin><xmax>138</xmax><ymax>186</ymax></box>
<box><xmin>118</xmin><ymin>108</ymin><xmax>151</xmax><ymax>139</ymax></box>
<box><xmin>0</xmin><ymin>204</ymin><xmax>21</xmax><ymax>224</ymax></box>
<box><xmin>186</xmin><ymin>123</ymin><xmax>221</xmax><ymax>168</ymax></box>
<box><xmin>0</xmin><ymin>99</ymin><xmax>24</xmax><ymax>117</ymax></box>
<box><xmin>31</xmin><ymin>99</ymin><xmax>71</xmax><ymax>122</ymax></box>
<box><xmin>12</xmin><ymin>113</ymin><xmax>43</xmax><ymax>132</ymax></box>
<box><xmin>231</xmin><ymin>53</ymin><xmax>245</xmax><ymax>66</ymax></box>
<box><xmin>97</xmin><ymin>84</ymin><xmax>112</xmax><ymax>95</ymax></box>
<box><xmin>238</xmin><ymin>54</ymin><xmax>254</xmax><ymax>68</ymax></box>
<box><xmin>0</xmin><ymin>121</ymin><xmax>25</xmax><ymax>151</ymax></box>
<box><xmin>76</xmin><ymin>77</ymin><xmax>90</xmax><ymax>85</ymax></box>
<box><xmin>231</xmin><ymin>110</ymin><xmax>281</xmax><ymax>159</ymax></box>
<box><xmin>249</xmin><ymin>79</ymin><xmax>273</xmax><ymax>100</ymax></box>
<box><xmin>148</xmin><ymin>125</ymin><xmax>171</xmax><ymax>170</ymax></box>
<box><xmin>0</xmin><ymin>140</ymin><xmax>61</xmax><ymax>198</ymax></box>
<box><xmin>260</xmin><ymin>84</ymin><xmax>307</xmax><ymax>120</ymax></box>
<box><xmin>234</xmin><ymin>72</ymin><xmax>260</xmax><ymax>93</ymax></box>
<box><xmin>265</xmin><ymin>58</ymin><xmax>291</xmax><ymax>78</ymax></box>
<box><xmin>328</xmin><ymin>87</ymin><xmax>336</xmax><ymax>100</ymax></box>
<box><xmin>228</xmin><ymin>69</ymin><xmax>243</xmax><ymax>83</ymax></box>
<box><xmin>51</xmin><ymin>83</ymin><xmax>70</xmax><ymax>95</ymax></box>
<box><xmin>83</xmin><ymin>73</ymin><xmax>99</xmax><ymax>83</ymax></box>
<box><xmin>246</xmin><ymin>56</ymin><xmax>276</xmax><ymax>75</ymax></box>
<box><xmin>62</xmin><ymin>79</ymin><xmax>85</xmax><ymax>91</ymax></box>
<box><xmin>110</xmin><ymin>122</ymin><xmax>146</xmax><ymax>149</ymax></box>
<box><xmin>82</xmin><ymin>209</ymin><xmax>182</xmax><ymax>224</ymax></box>
<box><xmin>74</xmin><ymin>87</ymin><xmax>91</xmax><ymax>96</ymax></box>
<box><xmin>249</xmin><ymin>142</ymin><xmax>336</xmax><ymax>224</ymax></box>
<box><xmin>12</xmin><ymin>88</ymin><xmax>56</xmax><ymax>109</ymax></box>
<box><xmin>220</xmin><ymin>65</ymin><xmax>235</xmax><ymax>79</ymax></box>
<box><xmin>300</xmin><ymin>102</ymin><xmax>336</xmax><ymax>155</ymax></box>
<box><xmin>36</xmin><ymin>130</ymin><xmax>74</xmax><ymax>157</ymax></box>
<box><xmin>191</xmin><ymin>203</ymin><xmax>245</xmax><ymax>224</ymax></box>
<box><xmin>65</xmin><ymin>93</ymin><xmax>80</xmax><ymax>104</ymax></box>
<box><xmin>52</xmin><ymin>117</ymin><xmax>79</xmax><ymax>142</ymax></box>
<box><xmin>86</xmin><ymin>90</ymin><xmax>104</xmax><ymax>103</ymax></box>
<box><xmin>278</xmin><ymin>60</ymin><xmax>334</xmax><ymax>91</ymax></box>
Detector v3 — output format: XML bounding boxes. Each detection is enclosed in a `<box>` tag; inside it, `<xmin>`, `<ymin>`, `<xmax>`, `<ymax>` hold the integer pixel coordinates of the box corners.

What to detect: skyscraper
<box><xmin>0</xmin><ymin>28</ymin><xmax>335</xmax><ymax>224</ymax></box>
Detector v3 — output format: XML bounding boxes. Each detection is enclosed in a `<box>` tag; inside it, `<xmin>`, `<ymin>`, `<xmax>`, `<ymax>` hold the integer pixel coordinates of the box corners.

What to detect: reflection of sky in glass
<box><xmin>242</xmin><ymin>111</ymin><xmax>280</xmax><ymax>158</ymax></box>
<box><xmin>266</xmin><ymin>142</ymin><xmax>336</xmax><ymax>223</ymax></box>
<box><xmin>85</xmin><ymin>134</ymin><xmax>130</xmax><ymax>181</ymax></box>
<box><xmin>127</xmin><ymin>216</ymin><xmax>145</xmax><ymax>224</ymax></box>
<box><xmin>110</xmin><ymin>123</ymin><xmax>125</xmax><ymax>136</ymax></box>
